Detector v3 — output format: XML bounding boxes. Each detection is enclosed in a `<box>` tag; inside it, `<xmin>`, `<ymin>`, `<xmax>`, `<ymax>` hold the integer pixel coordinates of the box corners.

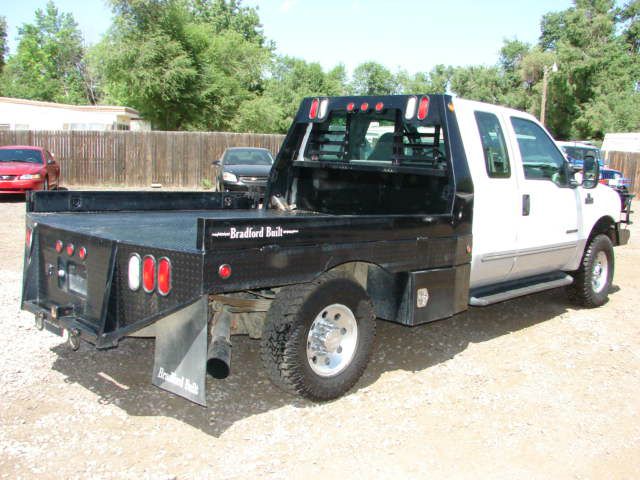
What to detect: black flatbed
<box><xmin>31</xmin><ymin>209</ymin><xmax>327</xmax><ymax>252</ymax></box>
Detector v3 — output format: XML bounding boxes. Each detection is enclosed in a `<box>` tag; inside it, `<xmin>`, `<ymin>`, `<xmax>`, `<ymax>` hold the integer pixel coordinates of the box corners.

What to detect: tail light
<box><xmin>26</xmin><ymin>227</ymin><xmax>33</xmax><ymax>251</ymax></box>
<box><xmin>78</xmin><ymin>246</ymin><xmax>87</xmax><ymax>260</ymax></box>
<box><xmin>309</xmin><ymin>98</ymin><xmax>319</xmax><ymax>119</ymax></box>
<box><xmin>66</xmin><ymin>243</ymin><xmax>75</xmax><ymax>256</ymax></box>
<box><xmin>142</xmin><ymin>255</ymin><xmax>156</xmax><ymax>293</ymax></box>
<box><xmin>218</xmin><ymin>264</ymin><xmax>232</xmax><ymax>280</ymax></box>
<box><xmin>318</xmin><ymin>99</ymin><xmax>329</xmax><ymax>119</ymax></box>
<box><xmin>375</xmin><ymin>102</ymin><xmax>384</xmax><ymax>112</ymax></box>
<box><xmin>417</xmin><ymin>96</ymin><xmax>430</xmax><ymax>120</ymax></box>
<box><xmin>360</xmin><ymin>102</ymin><xmax>369</xmax><ymax>112</ymax></box>
<box><xmin>157</xmin><ymin>257</ymin><xmax>172</xmax><ymax>296</ymax></box>
<box><xmin>55</xmin><ymin>240</ymin><xmax>63</xmax><ymax>253</ymax></box>
<box><xmin>346</xmin><ymin>102</ymin><xmax>355</xmax><ymax>112</ymax></box>
<box><xmin>128</xmin><ymin>254</ymin><xmax>141</xmax><ymax>291</ymax></box>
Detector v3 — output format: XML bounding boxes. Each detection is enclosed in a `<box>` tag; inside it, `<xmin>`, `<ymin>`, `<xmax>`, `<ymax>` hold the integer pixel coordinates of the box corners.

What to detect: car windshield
<box><xmin>224</xmin><ymin>149</ymin><xmax>273</xmax><ymax>166</ymax></box>
<box><xmin>562</xmin><ymin>146</ymin><xmax>603</xmax><ymax>164</ymax></box>
<box><xmin>0</xmin><ymin>149</ymin><xmax>43</xmax><ymax>164</ymax></box>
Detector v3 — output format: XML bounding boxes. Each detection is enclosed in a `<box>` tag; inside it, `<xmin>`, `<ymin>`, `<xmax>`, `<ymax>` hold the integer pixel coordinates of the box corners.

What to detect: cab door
<box><xmin>467</xmin><ymin>109</ymin><xmax>521</xmax><ymax>288</ymax></box>
<box><xmin>506</xmin><ymin>116</ymin><xmax>579</xmax><ymax>279</ymax></box>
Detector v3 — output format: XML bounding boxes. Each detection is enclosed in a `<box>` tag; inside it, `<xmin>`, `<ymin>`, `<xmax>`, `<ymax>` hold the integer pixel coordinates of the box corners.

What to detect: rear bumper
<box><xmin>23</xmin><ymin>300</ymin><xmax>100</xmax><ymax>346</ymax></box>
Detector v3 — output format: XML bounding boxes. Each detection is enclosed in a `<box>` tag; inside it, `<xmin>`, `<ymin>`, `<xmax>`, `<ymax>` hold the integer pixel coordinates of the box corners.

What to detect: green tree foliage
<box><xmin>92</xmin><ymin>0</ymin><xmax>270</xmax><ymax>130</ymax></box>
<box><xmin>0</xmin><ymin>2</ymin><xmax>94</xmax><ymax>104</ymax></box>
<box><xmin>351</xmin><ymin>62</ymin><xmax>398</xmax><ymax>95</ymax></box>
<box><xmin>0</xmin><ymin>17</ymin><xmax>7</xmax><ymax>75</ymax></box>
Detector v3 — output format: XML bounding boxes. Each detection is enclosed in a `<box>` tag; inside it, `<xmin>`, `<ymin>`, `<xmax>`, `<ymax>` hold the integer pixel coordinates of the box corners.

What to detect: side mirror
<box><xmin>582</xmin><ymin>155</ymin><xmax>599</xmax><ymax>189</ymax></box>
<box><xmin>47</xmin><ymin>159</ymin><xmax>54</xmax><ymax>165</ymax></box>
<box><xmin>212</xmin><ymin>159</ymin><xmax>221</xmax><ymax>166</ymax></box>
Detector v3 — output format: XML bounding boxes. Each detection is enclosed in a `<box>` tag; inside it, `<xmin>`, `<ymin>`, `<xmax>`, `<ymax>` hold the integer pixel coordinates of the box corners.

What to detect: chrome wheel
<box><xmin>306</xmin><ymin>303</ymin><xmax>358</xmax><ymax>377</ymax></box>
<box><xmin>592</xmin><ymin>251</ymin><xmax>609</xmax><ymax>293</ymax></box>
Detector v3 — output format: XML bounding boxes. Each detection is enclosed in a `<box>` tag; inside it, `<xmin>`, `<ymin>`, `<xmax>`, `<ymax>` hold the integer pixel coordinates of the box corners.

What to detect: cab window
<box><xmin>474</xmin><ymin>111</ymin><xmax>510</xmax><ymax>178</ymax></box>
<box><xmin>511</xmin><ymin>117</ymin><xmax>567</xmax><ymax>185</ymax></box>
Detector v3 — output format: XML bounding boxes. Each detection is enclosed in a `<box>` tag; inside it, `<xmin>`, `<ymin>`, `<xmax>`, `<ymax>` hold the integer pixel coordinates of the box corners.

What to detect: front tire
<box><xmin>568</xmin><ymin>234</ymin><xmax>614</xmax><ymax>307</ymax></box>
<box><xmin>260</xmin><ymin>271</ymin><xmax>376</xmax><ymax>401</ymax></box>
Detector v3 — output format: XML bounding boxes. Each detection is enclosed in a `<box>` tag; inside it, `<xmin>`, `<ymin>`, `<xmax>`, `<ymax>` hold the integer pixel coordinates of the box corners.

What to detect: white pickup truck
<box><xmin>23</xmin><ymin>94</ymin><xmax>631</xmax><ymax>404</ymax></box>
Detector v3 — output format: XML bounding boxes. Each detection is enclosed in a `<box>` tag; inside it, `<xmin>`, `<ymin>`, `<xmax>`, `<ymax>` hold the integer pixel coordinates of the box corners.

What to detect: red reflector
<box><xmin>360</xmin><ymin>102</ymin><xmax>369</xmax><ymax>112</ymax></box>
<box><xmin>218</xmin><ymin>264</ymin><xmax>232</xmax><ymax>280</ymax></box>
<box><xmin>26</xmin><ymin>228</ymin><xmax>33</xmax><ymax>250</ymax></box>
<box><xmin>346</xmin><ymin>102</ymin><xmax>355</xmax><ymax>112</ymax></box>
<box><xmin>375</xmin><ymin>102</ymin><xmax>384</xmax><ymax>112</ymax></box>
<box><xmin>417</xmin><ymin>96</ymin><xmax>430</xmax><ymax>120</ymax></box>
<box><xmin>66</xmin><ymin>243</ymin><xmax>75</xmax><ymax>256</ymax></box>
<box><xmin>157</xmin><ymin>257</ymin><xmax>171</xmax><ymax>296</ymax></box>
<box><xmin>309</xmin><ymin>98</ymin><xmax>319</xmax><ymax>119</ymax></box>
<box><xmin>78</xmin><ymin>247</ymin><xmax>87</xmax><ymax>260</ymax></box>
<box><xmin>142</xmin><ymin>255</ymin><xmax>156</xmax><ymax>293</ymax></box>
<box><xmin>55</xmin><ymin>240</ymin><xmax>63</xmax><ymax>253</ymax></box>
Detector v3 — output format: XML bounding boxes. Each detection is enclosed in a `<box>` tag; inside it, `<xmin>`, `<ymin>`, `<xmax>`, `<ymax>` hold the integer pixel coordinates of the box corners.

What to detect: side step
<box><xmin>469</xmin><ymin>272</ymin><xmax>573</xmax><ymax>307</ymax></box>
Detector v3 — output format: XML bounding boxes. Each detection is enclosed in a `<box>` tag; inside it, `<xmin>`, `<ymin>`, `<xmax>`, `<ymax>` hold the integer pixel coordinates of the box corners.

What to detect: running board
<box><xmin>469</xmin><ymin>273</ymin><xmax>573</xmax><ymax>307</ymax></box>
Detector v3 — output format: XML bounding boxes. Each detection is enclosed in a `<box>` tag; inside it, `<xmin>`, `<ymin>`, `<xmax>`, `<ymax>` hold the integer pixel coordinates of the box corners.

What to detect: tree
<box><xmin>92</xmin><ymin>0</ymin><xmax>270</xmax><ymax>130</ymax></box>
<box><xmin>0</xmin><ymin>17</ymin><xmax>7</xmax><ymax>75</ymax></box>
<box><xmin>351</xmin><ymin>62</ymin><xmax>398</xmax><ymax>95</ymax></box>
<box><xmin>1</xmin><ymin>2</ymin><xmax>94</xmax><ymax>104</ymax></box>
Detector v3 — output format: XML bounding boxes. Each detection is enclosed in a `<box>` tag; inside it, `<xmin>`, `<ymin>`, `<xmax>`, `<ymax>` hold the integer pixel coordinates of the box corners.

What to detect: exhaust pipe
<box><xmin>206</xmin><ymin>309</ymin><xmax>232</xmax><ymax>379</ymax></box>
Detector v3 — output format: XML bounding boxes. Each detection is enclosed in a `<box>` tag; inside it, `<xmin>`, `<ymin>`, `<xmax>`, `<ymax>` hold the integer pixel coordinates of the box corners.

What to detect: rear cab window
<box><xmin>474</xmin><ymin>111</ymin><xmax>510</xmax><ymax>178</ymax></box>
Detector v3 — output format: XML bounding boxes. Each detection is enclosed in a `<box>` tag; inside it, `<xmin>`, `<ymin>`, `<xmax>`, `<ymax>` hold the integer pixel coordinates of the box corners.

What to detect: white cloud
<box><xmin>280</xmin><ymin>0</ymin><xmax>298</xmax><ymax>13</ymax></box>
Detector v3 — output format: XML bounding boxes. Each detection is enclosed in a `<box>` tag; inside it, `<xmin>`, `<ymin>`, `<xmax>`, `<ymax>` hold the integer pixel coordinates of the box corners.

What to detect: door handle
<box><xmin>522</xmin><ymin>194</ymin><xmax>530</xmax><ymax>216</ymax></box>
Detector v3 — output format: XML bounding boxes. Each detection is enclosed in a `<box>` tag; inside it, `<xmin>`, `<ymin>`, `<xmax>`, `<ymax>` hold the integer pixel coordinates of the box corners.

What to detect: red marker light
<box><xmin>26</xmin><ymin>228</ymin><xmax>33</xmax><ymax>250</ymax></box>
<box><xmin>346</xmin><ymin>102</ymin><xmax>355</xmax><ymax>112</ymax></box>
<box><xmin>218</xmin><ymin>264</ymin><xmax>232</xmax><ymax>280</ymax></box>
<box><xmin>78</xmin><ymin>246</ymin><xmax>87</xmax><ymax>260</ymax></box>
<box><xmin>375</xmin><ymin>102</ymin><xmax>384</xmax><ymax>112</ymax></box>
<box><xmin>66</xmin><ymin>243</ymin><xmax>75</xmax><ymax>257</ymax></box>
<box><xmin>309</xmin><ymin>98</ymin><xmax>319</xmax><ymax>119</ymax></box>
<box><xmin>55</xmin><ymin>240</ymin><xmax>64</xmax><ymax>253</ymax></box>
<box><xmin>417</xmin><ymin>96</ymin><xmax>430</xmax><ymax>120</ymax></box>
<box><xmin>360</xmin><ymin>102</ymin><xmax>369</xmax><ymax>112</ymax></box>
<box><xmin>142</xmin><ymin>255</ymin><xmax>156</xmax><ymax>293</ymax></box>
<box><xmin>157</xmin><ymin>257</ymin><xmax>171</xmax><ymax>296</ymax></box>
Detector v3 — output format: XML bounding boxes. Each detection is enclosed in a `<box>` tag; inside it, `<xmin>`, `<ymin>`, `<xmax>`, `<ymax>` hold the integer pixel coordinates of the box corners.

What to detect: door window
<box><xmin>511</xmin><ymin>117</ymin><xmax>567</xmax><ymax>185</ymax></box>
<box><xmin>474</xmin><ymin>111</ymin><xmax>510</xmax><ymax>178</ymax></box>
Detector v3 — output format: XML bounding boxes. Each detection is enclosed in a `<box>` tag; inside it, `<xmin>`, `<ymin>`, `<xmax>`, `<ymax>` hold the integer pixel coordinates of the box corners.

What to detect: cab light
<box><xmin>66</xmin><ymin>243</ymin><xmax>75</xmax><ymax>256</ymax></box>
<box><xmin>142</xmin><ymin>255</ymin><xmax>156</xmax><ymax>293</ymax></box>
<box><xmin>318</xmin><ymin>99</ymin><xmax>329</xmax><ymax>119</ymax></box>
<box><xmin>360</xmin><ymin>102</ymin><xmax>369</xmax><ymax>112</ymax></box>
<box><xmin>78</xmin><ymin>246</ymin><xmax>87</xmax><ymax>260</ymax></box>
<box><xmin>375</xmin><ymin>102</ymin><xmax>384</xmax><ymax>112</ymax></box>
<box><xmin>218</xmin><ymin>264</ymin><xmax>232</xmax><ymax>280</ymax></box>
<box><xmin>55</xmin><ymin>240</ymin><xmax>64</xmax><ymax>253</ymax></box>
<box><xmin>405</xmin><ymin>96</ymin><xmax>417</xmax><ymax>119</ymax></box>
<box><xmin>309</xmin><ymin>98</ymin><xmax>319</xmax><ymax>119</ymax></box>
<box><xmin>128</xmin><ymin>254</ymin><xmax>141</xmax><ymax>291</ymax></box>
<box><xmin>346</xmin><ymin>102</ymin><xmax>355</xmax><ymax>112</ymax></box>
<box><xmin>157</xmin><ymin>257</ymin><xmax>172</xmax><ymax>296</ymax></box>
<box><xmin>417</xmin><ymin>96</ymin><xmax>430</xmax><ymax>120</ymax></box>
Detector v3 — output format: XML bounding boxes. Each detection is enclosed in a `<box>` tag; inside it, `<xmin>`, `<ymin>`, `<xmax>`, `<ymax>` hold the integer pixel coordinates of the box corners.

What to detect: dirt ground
<box><xmin>0</xmin><ymin>194</ymin><xmax>639</xmax><ymax>480</ymax></box>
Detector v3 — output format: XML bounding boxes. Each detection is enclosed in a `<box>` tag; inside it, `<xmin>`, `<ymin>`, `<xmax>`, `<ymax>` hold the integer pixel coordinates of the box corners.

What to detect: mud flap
<box><xmin>152</xmin><ymin>296</ymin><xmax>208</xmax><ymax>406</ymax></box>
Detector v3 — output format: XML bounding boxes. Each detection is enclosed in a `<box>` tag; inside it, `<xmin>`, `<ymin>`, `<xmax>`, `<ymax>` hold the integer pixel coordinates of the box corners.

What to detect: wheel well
<box><xmin>324</xmin><ymin>261</ymin><xmax>386</xmax><ymax>289</ymax></box>
<box><xmin>589</xmin><ymin>216</ymin><xmax>616</xmax><ymax>244</ymax></box>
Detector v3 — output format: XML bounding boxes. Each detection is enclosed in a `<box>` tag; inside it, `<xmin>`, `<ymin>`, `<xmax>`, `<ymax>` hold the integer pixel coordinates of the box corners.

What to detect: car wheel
<box><xmin>567</xmin><ymin>234</ymin><xmax>614</xmax><ymax>307</ymax></box>
<box><xmin>261</xmin><ymin>271</ymin><xmax>376</xmax><ymax>401</ymax></box>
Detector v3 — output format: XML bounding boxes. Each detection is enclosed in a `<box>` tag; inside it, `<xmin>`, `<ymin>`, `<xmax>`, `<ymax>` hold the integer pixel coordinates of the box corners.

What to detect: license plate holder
<box><xmin>68</xmin><ymin>262</ymin><xmax>87</xmax><ymax>297</ymax></box>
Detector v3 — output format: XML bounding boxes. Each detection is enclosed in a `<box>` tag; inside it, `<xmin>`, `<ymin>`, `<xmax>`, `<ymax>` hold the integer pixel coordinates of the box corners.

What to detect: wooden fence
<box><xmin>0</xmin><ymin>130</ymin><xmax>285</xmax><ymax>188</ymax></box>
<box><xmin>606</xmin><ymin>151</ymin><xmax>640</xmax><ymax>195</ymax></box>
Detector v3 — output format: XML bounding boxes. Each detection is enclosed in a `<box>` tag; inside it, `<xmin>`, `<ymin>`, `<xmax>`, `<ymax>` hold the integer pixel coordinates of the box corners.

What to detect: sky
<box><xmin>2</xmin><ymin>0</ymin><xmax>576</xmax><ymax>74</ymax></box>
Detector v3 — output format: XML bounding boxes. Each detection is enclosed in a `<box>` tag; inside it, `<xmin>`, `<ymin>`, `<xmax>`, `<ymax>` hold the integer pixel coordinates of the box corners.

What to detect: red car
<box><xmin>0</xmin><ymin>145</ymin><xmax>60</xmax><ymax>194</ymax></box>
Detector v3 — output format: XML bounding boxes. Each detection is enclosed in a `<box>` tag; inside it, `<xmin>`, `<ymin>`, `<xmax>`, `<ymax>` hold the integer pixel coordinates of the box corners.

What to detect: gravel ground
<box><xmin>1</xmin><ymin>194</ymin><xmax>639</xmax><ymax>479</ymax></box>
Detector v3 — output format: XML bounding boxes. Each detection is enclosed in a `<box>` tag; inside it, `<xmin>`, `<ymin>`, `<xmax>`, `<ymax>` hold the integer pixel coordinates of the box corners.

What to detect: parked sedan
<box><xmin>213</xmin><ymin>147</ymin><xmax>274</xmax><ymax>194</ymax></box>
<box><xmin>0</xmin><ymin>146</ymin><xmax>60</xmax><ymax>194</ymax></box>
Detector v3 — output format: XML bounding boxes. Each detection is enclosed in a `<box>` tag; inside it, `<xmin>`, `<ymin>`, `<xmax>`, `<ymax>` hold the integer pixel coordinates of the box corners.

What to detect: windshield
<box><xmin>223</xmin><ymin>149</ymin><xmax>273</xmax><ymax>166</ymax></box>
<box><xmin>561</xmin><ymin>146</ymin><xmax>603</xmax><ymax>164</ymax></box>
<box><xmin>0</xmin><ymin>149</ymin><xmax>43</xmax><ymax>164</ymax></box>
<box><xmin>301</xmin><ymin>109</ymin><xmax>447</xmax><ymax>168</ymax></box>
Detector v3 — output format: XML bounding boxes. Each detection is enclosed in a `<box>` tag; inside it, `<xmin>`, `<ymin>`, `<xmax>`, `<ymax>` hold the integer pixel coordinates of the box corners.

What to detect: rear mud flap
<box><xmin>152</xmin><ymin>296</ymin><xmax>208</xmax><ymax>406</ymax></box>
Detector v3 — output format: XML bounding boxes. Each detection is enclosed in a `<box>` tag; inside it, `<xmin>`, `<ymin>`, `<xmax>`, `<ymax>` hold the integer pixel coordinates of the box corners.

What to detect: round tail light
<box><xmin>142</xmin><ymin>255</ymin><xmax>156</xmax><ymax>293</ymax></box>
<box><xmin>66</xmin><ymin>243</ymin><xmax>75</xmax><ymax>256</ymax></box>
<box><xmin>55</xmin><ymin>240</ymin><xmax>64</xmax><ymax>253</ymax></box>
<box><xmin>218</xmin><ymin>264</ymin><xmax>232</xmax><ymax>280</ymax></box>
<box><xmin>157</xmin><ymin>257</ymin><xmax>172</xmax><ymax>296</ymax></box>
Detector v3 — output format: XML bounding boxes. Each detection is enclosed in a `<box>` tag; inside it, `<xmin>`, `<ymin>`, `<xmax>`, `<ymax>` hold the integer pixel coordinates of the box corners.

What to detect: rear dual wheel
<box><xmin>260</xmin><ymin>271</ymin><xmax>376</xmax><ymax>401</ymax></box>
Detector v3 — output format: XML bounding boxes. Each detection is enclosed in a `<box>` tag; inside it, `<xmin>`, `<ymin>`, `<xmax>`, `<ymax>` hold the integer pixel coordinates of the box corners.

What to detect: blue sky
<box><xmin>2</xmin><ymin>0</ymin><xmax>575</xmax><ymax>74</ymax></box>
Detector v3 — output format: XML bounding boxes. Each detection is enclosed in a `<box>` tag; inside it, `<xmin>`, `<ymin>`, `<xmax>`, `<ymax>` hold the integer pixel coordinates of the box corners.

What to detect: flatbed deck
<box><xmin>30</xmin><ymin>209</ymin><xmax>327</xmax><ymax>252</ymax></box>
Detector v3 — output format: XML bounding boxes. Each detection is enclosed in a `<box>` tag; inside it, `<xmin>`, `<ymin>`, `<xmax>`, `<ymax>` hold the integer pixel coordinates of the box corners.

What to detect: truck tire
<box><xmin>260</xmin><ymin>271</ymin><xmax>376</xmax><ymax>401</ymax></box>
<box><xmin>567</xmin><ymin>234</ymin><xmax>614</xmax><ymax>307</ymax></box>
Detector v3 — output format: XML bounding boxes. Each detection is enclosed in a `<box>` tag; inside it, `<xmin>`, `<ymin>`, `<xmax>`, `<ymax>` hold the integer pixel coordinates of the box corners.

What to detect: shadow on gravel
<box><xmin>50</xmin><ymin>286</ymin><xmax>576</xmax><ymax>437</ymax></box>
